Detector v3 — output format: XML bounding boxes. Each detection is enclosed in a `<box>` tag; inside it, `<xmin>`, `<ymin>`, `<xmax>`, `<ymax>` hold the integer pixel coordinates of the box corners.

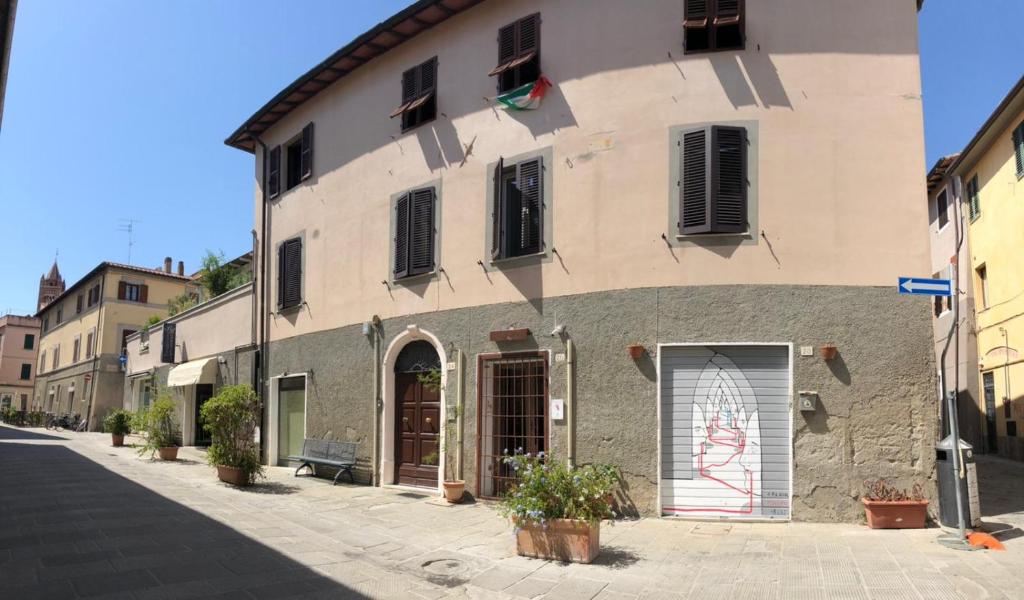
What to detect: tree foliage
<box><xmin>199</xmin><ymin>251</ymin><xmax>252</xmax><ymax>299</ymax></box>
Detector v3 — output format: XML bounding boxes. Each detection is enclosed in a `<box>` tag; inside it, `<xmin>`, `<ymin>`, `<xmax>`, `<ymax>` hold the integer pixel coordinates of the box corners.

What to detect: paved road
<box><xmin>1</xmin><ymin>425</ymin><xmax>1023</xmax><ymax>599</ymax></box>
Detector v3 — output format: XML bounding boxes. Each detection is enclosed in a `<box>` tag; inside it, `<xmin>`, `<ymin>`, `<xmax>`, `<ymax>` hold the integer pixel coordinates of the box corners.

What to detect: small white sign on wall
<box><xmin>550</xmin><ymin>398</ymin><xmax>565</xmax><ymax>421</ymax></box>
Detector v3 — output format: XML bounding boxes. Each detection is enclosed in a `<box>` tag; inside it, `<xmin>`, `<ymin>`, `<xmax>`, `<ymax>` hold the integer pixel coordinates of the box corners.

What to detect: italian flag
<box><xmin>495</xmin><ymin>76</ymin><xmax>552</xmax><ymax>110</ymax></box>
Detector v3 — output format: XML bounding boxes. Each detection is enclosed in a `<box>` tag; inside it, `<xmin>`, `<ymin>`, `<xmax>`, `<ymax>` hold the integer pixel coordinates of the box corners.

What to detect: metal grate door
<box><xmin>478</xmin><ymin>353</ymin><xmax>548</xmax><ymax>498</ymax></box>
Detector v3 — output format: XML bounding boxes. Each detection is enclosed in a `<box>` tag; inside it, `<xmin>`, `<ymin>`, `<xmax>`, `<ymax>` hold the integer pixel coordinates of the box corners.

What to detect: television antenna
<box><xmin>116</xmin><ymin>219</ymin><xmax>142</xmax><ymax>264</ymax></box>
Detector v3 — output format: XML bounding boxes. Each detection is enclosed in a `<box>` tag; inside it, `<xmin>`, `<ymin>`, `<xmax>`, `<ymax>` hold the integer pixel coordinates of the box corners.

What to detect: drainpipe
<box><xmin>566</xmin><ymin>338</ymin><xmax>576</xmax><ymax>468</ymax></box>
<box><xmin>251</xmin><ymin>133</ymin><xmax>270</xmax><ymax>463</ymax></box>
<box><xmin>371</xmin><ymin>315</ymin><xmax>382</xmax><ymax>486</ymax></box>
<box><xmin>937</xmin><ymin>173</ymin><xmax>968</xmax><ymax>545</ymax></box>
<box><xmin>455</xmin><ymin>348</ymin><xmax>464</xmax><ymax>480</ymax></box>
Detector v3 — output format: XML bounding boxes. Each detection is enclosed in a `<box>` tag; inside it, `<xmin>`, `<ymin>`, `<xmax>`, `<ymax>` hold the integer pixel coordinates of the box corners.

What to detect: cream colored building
<box><xmin>33</xmin><ymin>260</ymin><xmax>195</xmax><ymax>429</ymax></box>
<box><xmin>225</xmin><ymin>0</ymin><xmax>935</xmax><ymax>521</ymax></box>
<box><xmin>948</xmin><ymin>75</ymin><xmax>1024</xmax><ymax>460</ymax></box>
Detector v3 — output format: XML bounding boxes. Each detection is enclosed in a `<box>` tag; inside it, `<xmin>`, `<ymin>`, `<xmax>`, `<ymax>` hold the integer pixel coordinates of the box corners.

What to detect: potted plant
<box><xmin>627</xmin><ymin>344</ymin><xmax>646</xmax><ymax>359</ymax></box>
<box><xmin>418</xmin><ymin>368</ymin><xmax>466</xmax><ymax>503</ymax></box>
<box><xmin>136</xmin><ymin>393</ymin><xmax>181</xmax><ymax>461</ymax></box>
<box><xmin>498</xmin><ymin>451</ymin><xmax>619</xmax><ymax>563</ymax></box>
<box><xmin>861</xmin><ymin>479</ymin><xmax>928</xmax><ymax>529</ymax></box>
<box><xmin>200</xmin><ymin>384</ymin><xmax>264</xmax><ymax>487</ymax></box>
<box><xmin>820</xmin><ymin>343</ymin><xmax>839</xmax><ymax>360</ymax></box>
<box><xmin>103</xmin><ymin>409</ymin><xmax>133</xmax><ymax>446</ymax></box>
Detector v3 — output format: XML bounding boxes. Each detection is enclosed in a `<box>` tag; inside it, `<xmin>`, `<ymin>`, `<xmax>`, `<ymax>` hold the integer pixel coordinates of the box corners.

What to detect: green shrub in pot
<box><xmin>137</xmin><ymin>393</ymin><xmax>181</xmax><ymax>458</ymax></box>
<box><xmin>200</xmin><ymin>384</ymin><xmax>264</xmax><ymax>485</ymax></box>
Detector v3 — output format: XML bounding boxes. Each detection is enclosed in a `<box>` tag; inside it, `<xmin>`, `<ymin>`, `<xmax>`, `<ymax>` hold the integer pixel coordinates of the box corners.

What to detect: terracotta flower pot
<box><xmin>111</xmin><ymin>434</ymin><xmax>125</xmax><ymax>447</ymax></box>
<box><xmin>627</xmin><ymin>344</ymin><xmax>646</xmax><ymax>359</ymax></box>
<box><xmin>158</xmin><ymin>447</ymin><xmax>179</xmax><ymax>461</ymax></box>
<box><xmin>216</xmin><ymin>465</ymin><xmax>251</xmax><ymax>487</ymax></box>
<box><xmin>515</xmin><ymin>519</ymin><xmax>600</xmax><ymax>563</ymax></box>
<box><xmin>820</xmin><ymin>344</ymin><xmax>838</xmax><ymax>360</ymax></box>
<box><xmin>861</xmin><ymin>498</ymin><xmax>928</xmax><ymax>529</ymax></box>
<box><xmin>443</xmin><ymin>480</ymin><xmax>465</xmax><ymax>504</ymax></box>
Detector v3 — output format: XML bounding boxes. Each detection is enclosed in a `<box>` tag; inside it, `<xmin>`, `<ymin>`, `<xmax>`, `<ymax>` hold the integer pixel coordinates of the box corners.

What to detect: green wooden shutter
<box><xmin>517</xmin><ymin>157</ymin><xmax>543</xmax><ymax>253</ymax></box>
<box><xmin>394</xmin><ymin>193</ymin><xmax>410</xmax><ymax>279</ymax></box>
<box><xmin>710</xmin><ymin>125</ymin><xmax>747</xmax><ymax>233</ymax></box>
<box><xmin>492</xmin><ymin>158</ymin><xmax>504</xmax><ymax>259</ymax></box>
<box><xmin>409</xmin><ymin>188</ymin><xmax>435</xmax><ymax>276</ymax></box>
<box><xmin>300</xmin><ymin>123</ymin><xmax>314</xmax><ymax>181</ymax></box>
<box><xmin>517</xmin><ymin>14</ymin><xmax>540</xmax><ymax>58</ymax></box>
<box><xmin>1013</xmin><ymin>122</ymin><xmax>1024</xmax><ymax>178</ymax></box>
<box><xmin>684</xmin><ymin>0</ymin><xmax>709</xmax><ymax>26</ymax></box>
<box><xmin>268</xmin><ymin>145</ymin><xmax>281</xmax><ymax>199</ymax></box>
<box><xmin>281</xmin><ymin>239</ymin><xmax>303</xmax><ymax>309</ymax></box>
<box><xmin>161</xmin><ymin>323</ymin><xmax>176</xmax><ymax>364</ymax></box>
<box><xmin>968</xmin><ymin>175</ymin><xmax>980</xmax><ymax>220</ymax></box>
<box><xmin>680</xmin><ymin>128</ymin><xmax>711</xmax><ymax>234</ymax></box>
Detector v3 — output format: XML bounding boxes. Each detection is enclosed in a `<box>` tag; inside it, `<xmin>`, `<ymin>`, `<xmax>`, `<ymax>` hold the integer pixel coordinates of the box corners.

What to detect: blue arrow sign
<box><xmin>899</xmin><ymin>277</ymin><xmax>952</xmax><ymax>297</ymax></box>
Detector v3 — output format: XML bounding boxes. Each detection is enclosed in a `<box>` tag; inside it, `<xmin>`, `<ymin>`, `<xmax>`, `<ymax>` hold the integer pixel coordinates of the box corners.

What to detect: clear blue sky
<box><xmin>0</xmin><ymin>0</ymin><xmax>1020</xmax><ymax>315</ymax></box>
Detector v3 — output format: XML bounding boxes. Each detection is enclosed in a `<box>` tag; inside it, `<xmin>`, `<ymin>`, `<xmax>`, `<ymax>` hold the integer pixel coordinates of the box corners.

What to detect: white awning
<box><xmin>167</xmin><ymin>358</ymin><xmax>218</xmax><ymax>387</ymax></box>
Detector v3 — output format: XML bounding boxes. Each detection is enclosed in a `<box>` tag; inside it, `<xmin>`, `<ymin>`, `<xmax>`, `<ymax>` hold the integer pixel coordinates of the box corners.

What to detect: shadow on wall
<box><xmin>710</xmin><ymin>52</ymin><xmax>792</xmax><ymax>110</ymax></box>
<box><xmin>498</xmin><ymin>257</ymin><xmax>545</xmax><ymax>315</ymax></box>
<box><xmin>0</xmin><ymin>439</ymin><xmax>370</xmax><ymax>599</ymax></box>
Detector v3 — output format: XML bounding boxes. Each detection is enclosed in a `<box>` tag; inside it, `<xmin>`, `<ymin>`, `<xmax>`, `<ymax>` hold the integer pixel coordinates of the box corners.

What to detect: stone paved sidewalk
<box><xmin>1</xmin><ymin>424</ymin><xmax>1023</xmax><ymax>599</ymax></box>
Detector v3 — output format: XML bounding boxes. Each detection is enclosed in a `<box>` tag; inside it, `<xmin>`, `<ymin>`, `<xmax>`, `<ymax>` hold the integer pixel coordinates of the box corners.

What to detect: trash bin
<box><xmin>935</xmin><ymin>435</ymin><xmax>980</xmax><ymax>528</ymax></box>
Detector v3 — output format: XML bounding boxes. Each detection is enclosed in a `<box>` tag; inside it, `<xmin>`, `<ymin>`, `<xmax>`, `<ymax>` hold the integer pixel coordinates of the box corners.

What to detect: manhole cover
<box><xmin>421</xmin><ymin>558</ymin><xmax>466</xmax><ymax>576</ymax></box>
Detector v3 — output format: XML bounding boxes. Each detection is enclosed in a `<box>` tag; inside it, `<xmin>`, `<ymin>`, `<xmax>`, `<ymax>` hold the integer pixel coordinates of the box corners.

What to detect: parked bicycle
<box><xmin>44</xmin><ymin>412</ymin><xmax>64</xmax><ymax>431</ymax></box>
<box><xmin>44</xmin><ymin>413</ymin><xmax>84</xmax><ymax>432</ymax></box>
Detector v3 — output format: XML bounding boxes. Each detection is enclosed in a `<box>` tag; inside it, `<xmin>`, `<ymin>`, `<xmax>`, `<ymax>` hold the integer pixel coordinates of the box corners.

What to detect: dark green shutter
<box><xmin>680</xmin><ymin>128</ymin><xmax>710</xmax><ymax>234</ymax></box>
<box><xmin>394</xmin><ymin>193</ymin><xmax>410</xmax><ymax>279</ymax></box>
<box><xmin>300</xmin><ymin>123</ymin><xmax>314</xmax><ymax>181</ymax></box>
<box><xmin>282</xmin><ymin>239</ymin><xmax>302</xmax><ymax>309</ymax></box>
<box><xmin>710</xmin><ymin>125</ymin><xmax>747</xmax><ymax>233</ymax></box>
<box><xmin>1013</xmin><ymin>122</ymin><xmax>1024</xmax><ymax>177</ymax></box>
<box><xmin>968</xmin><ymin>175</ymin><xmax>980</xmax><ymax>220</ymax></box>
<box><xmin>409</xmin><ymin>188</ymin><xmax>435</xmax><ymax>276</ymax></box>
<box><xmin>517</xmin><ymin>14</ymin><xmax>539</xmax><ymax>57</ymax></box>
<box><xmin>161</xmin><ymin>323</ymin><xmax>176</xmax><ymax>364</ymax></box>
<box><xmin>268</xmin><ymin>145</ymin><xmax>281</xmax><ymax>198</ymax></box>
<box><xmin>492</xmin><ymin>158</ymin><xmax>504</xmax><ymax>259</ymax></box>
<box><xmin>517</xmin><ymin>157</ymin><xmax>543</xmax><ymax>253</ymax></box>
<box><xmin>684</xmin><ymin>0</ymin><xmax>709</xmax><ymax>25</ymax></box>
<box><xmin>498</xmin><ymin>23</ymin><xmax>516</xmax><ymax>67</ymax></box>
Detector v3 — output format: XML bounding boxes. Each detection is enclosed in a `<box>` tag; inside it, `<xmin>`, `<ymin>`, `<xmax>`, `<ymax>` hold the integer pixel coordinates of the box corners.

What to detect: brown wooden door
<box><xmin>395</xmin><ymin>372</ymin><xmax>440</xmax><ymax>487</ymax></box>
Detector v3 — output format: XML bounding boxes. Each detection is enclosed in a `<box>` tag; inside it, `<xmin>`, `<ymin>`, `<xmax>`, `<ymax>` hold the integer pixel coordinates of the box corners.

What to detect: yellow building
<box><xmin>950</xmin><ymin>75</ymin><xmax>1024</xmax><ymax>459</ymax></box>
<box><xmin>33</xmin><ymin>259</ymin><xmax>195</xmax><ymax>430</ymax></box>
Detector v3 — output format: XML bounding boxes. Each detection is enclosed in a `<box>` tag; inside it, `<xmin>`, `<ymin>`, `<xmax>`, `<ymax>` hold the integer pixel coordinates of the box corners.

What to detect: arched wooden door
<box><xmin>394</xmin><ymin>341</ymin><xmax>441</xmax><ymax>488</ymax></box>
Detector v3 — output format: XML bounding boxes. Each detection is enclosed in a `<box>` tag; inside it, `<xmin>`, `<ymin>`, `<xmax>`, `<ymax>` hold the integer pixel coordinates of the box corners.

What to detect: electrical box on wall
<box><xmin>797</xmin><ymin>391</ymin><xmax>818</xmax><ymax>412</ymax></box>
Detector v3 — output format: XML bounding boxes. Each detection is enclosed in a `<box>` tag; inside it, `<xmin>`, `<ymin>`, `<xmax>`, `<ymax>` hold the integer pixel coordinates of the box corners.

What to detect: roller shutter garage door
<box><xmin>660</xmin><ymin>345</ymin><xmax>791</xmax><ymax>519</ymax></box>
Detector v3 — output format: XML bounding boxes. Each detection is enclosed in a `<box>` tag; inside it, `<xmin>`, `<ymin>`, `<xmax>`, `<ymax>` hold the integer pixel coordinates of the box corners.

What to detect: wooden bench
<box><xmin>288</xmin><ymin>439</ymin><xmax>357</xmax><ymax>485</ymax></box>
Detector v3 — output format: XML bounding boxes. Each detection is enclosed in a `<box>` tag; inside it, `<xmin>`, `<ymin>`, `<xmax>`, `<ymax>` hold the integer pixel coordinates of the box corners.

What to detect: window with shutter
<box><xmin>517</xmin><ymin>158</ymin><xmax>543</xmax><ymax>254</ymax></box>
<box><xmin>285</xmin><ymin>138</ymin><xmax>303</xmax><ymax>190</ymax></box>
<box><xmin>490</xmin><ymin>14</ymin><xmax>541</xmax><ymax>94</ymax></box>
<box><xmin>300</xmin><ymin>122</ymin><xmax>314</xmax><ymax>181</ymax></box>
<box><xmin>391</xmin><ymin>58</ymin><xmax>437</xmax><ymax>131</ymax></box>
<box><xmin>393</xmin><ymin>187</ymin><xmax>437</xmax><ymax>280</ymax></box>
<box><xmin>394</xmin><ymin>193</ymin><xmax>410</xmax><ymax>280</ymax></box>
<box><xmin>86</xmin><ymin>331</ymin><xmax>94</xmax><ymax>358</ymax></box>
<box><xmin>492</xmin><ymin>158</ymin><xmax>504</xmax><ymax>259</ymax></box>
<box><xmin>679</xmin><ymin>125</ymin><xmax>748</xmax><ymax>235</ymax></box>
<box><xmin>278</xmin><ymin>238</ymin><xmax>303</xmax><ymax>310</ymax></box>
<box><xmin>936</xmin><ymin>189</ymin><xmax>948</xmax><ymax>229</ymax></box>
<box><xmin>967</xmin><ymin>175</ymin><xmax>980</xmax><ymax>221</ymax></box>
<box><xmin>161</xmin><ymin>323</ymin><xmax>176</xmax><ymax>364</ymax></box>
<box><xmin>268</xmin><ymin>145</ymin><xmax>281</xmax><ymax>199</ymax></box>
<box><xmin>684</xmin><ymin>0</ymin><xmax>744</xmax><ymax>53</ymax></box>
<box><xmin>118</xmin><ymin>281</ymin><xmax>127</xmax><ymax>300</ymax></box>
<box><xmin>492</xmin><ymin>155</ymin><xmax>545</xmax><ymax>259</ymax></box>
<box><xmin>76</xmin><ymin>295</ymin><xmax>83</xmax><ymax>314</ymax></box>
<box><xmin>1013</xmin><ymin>121</ymin><xmax>1024</xmax><ymax>178</ymax></box>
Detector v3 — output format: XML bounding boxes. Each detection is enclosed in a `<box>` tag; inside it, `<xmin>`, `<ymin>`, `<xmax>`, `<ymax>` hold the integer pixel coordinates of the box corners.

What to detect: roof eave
<box><xmin>948</xmin><ymin>74</ymin><xmax>1024</xmax><ymax>177</ymax></box>
<box><xmin>224</xmin><ymin>0</ymin><xmax>484</xmax><ymax>153</ymax></box>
